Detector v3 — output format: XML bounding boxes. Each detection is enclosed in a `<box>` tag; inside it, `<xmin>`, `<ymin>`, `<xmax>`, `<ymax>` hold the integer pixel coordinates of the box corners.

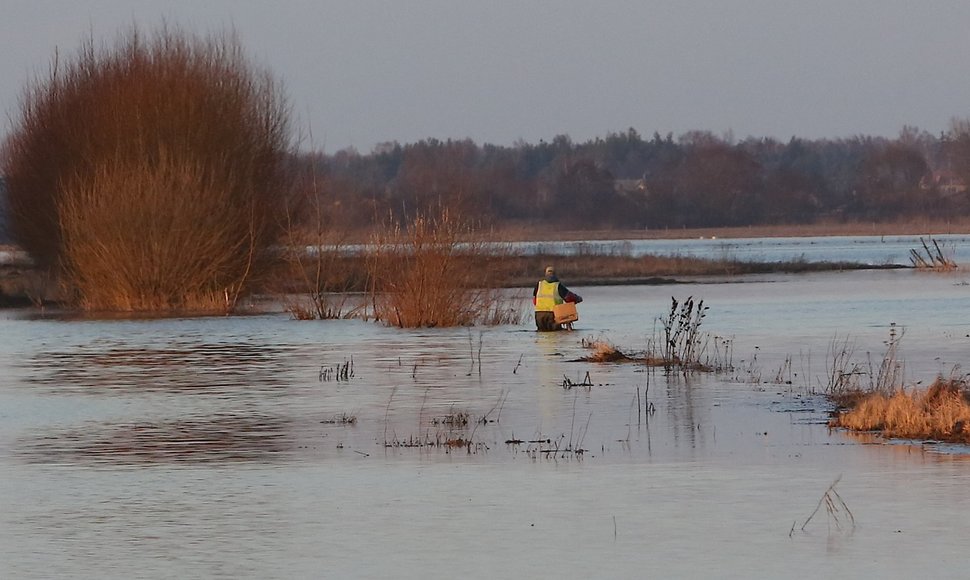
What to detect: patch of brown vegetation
<box><xmin>579</xmin><ymin>338</ymin><xmax>633</xmax><ymax>363</ymax></box>
<box><xmin>366</xmin><ymin>209</ymin><xmax>521</xmax><ymax>328</ymax></box>
<box><xmin>830</xmin><ymin>378</ymin><xmax>970</xmax><ymax>443</ymax></box>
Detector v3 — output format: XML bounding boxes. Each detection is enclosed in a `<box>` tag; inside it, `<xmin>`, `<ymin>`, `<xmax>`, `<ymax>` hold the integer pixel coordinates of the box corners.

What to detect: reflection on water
<box><xmin>21</xmin><ymin>340</ymin><xmax>293</xmax><ymax>395</ymax></box>
<box><xmin>5</xmin><ymin>269</ymin><xmax>970</xmax><ymax>578</ymax></box>
<box><xmin>19</xmin><ymin>412</ymin><xmax>291</xmax><ymax>465</ymax></box>
<box><xmin>663</xmin><ymin>373</ymin><xmax>707</xmax><ymax>450</ymax></box>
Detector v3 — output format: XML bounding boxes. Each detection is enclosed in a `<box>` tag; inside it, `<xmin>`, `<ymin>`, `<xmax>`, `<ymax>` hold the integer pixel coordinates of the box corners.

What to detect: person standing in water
<box><xmin>533</xmin><ymin>265</ymin><xmax>582</xmax><ymax>331</ymax></box>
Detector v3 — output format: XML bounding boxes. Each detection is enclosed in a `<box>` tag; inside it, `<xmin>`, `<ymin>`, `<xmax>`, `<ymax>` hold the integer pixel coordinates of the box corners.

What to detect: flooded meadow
<box><xmin>3</xmin><ymin>261</ymin><xmax>970</xmax><ymax>577</ymax></box>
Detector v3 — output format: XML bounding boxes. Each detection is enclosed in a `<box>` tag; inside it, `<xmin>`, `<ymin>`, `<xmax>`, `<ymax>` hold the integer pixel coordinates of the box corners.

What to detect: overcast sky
<box><xmin>3</xmin><ymin>1</ymin><xmax>970</xmax><ymax>152</ymax></box>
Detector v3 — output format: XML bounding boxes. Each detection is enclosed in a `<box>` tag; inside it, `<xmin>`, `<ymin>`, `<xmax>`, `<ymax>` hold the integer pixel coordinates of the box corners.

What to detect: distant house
<box><xmin>920</xmin><ymin>169</ymin><xmax>967</xmax><ymax>196</ymax></box>
<box><xmin>614</xmin><ymin>177</ymin><xmax>649</xmax><ymax>196</ymax></box>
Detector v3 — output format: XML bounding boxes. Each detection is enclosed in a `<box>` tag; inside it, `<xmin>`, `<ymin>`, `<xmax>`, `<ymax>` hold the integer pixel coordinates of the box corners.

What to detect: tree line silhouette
<box><xmin>294</xmin><ymin>125</ymin><xmax>970</xmax><ymax>231</ymax></box>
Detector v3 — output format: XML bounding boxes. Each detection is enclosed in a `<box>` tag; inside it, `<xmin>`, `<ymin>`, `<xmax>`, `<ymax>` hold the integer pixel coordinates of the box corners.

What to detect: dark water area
<box><xmin>3</xmin><ymin>265</ymin><xmax>970</xmax><ymax>578</ymax></box>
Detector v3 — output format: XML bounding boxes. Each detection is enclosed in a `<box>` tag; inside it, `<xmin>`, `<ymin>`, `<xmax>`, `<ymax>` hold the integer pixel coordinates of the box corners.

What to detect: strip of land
<box><xmin>0</xmin><ymin>222</ymin><xmax>940</xmax><ymax>309</ymax></box>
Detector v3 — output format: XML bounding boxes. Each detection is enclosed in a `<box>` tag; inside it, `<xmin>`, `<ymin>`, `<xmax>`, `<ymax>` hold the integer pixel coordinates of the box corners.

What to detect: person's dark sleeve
<box><xmin>559</xmin><ymin>282</ymin><xmax>582</xmax><ymax>304</ymax></box>
<box><xmin>557</xmin><ymin>283</ymin><xmax>570</xmax><ymax>299</ymax></box>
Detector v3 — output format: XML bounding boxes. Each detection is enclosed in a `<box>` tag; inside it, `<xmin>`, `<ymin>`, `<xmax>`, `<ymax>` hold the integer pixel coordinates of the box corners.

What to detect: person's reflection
<box><xmin>535</xmin><ymin>331</ymin><xmax>565</xmax><ymax>433</ymax></box>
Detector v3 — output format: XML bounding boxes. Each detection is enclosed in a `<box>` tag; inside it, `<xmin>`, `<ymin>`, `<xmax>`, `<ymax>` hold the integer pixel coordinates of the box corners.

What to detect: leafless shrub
<box><xmin>278</xmin><ymin>158</ymin><xmax>368</xmax><ymax>320</ymax></box>
<box><xmin>1</xmin><ymin>25</ymin><xmax>291</xmax><ymax>312</ymax></box>
<box><xmin>826</xmin><ymin>325</ymin><xmax>906</xmax><ymax>401</ymax></box>
<box><xmin>866</xmin><ymin>323</ymin><xmax>904</xmax><ymax>394</ymax></box>
<box><xmin>366</xmin><ymin>208</ymin><xmax>521</xmax><ymax>327</ymax></box>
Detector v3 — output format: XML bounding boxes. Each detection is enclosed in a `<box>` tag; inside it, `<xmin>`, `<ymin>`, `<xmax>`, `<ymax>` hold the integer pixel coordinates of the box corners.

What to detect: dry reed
<box><xmin>642</xmin><ymin>296</ymin><xmax>712</xmax><ymax>372</ymax></box>
<box><xmin>831</xmin><ymin>377</ymin><xmax>970</xmax><ymax>443</ymax></box>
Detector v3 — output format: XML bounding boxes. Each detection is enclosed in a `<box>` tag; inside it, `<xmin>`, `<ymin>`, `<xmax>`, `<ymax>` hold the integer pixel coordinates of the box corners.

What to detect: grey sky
<box><xmin>3</xmin><ymin>1</ymin><xmax>970</xmax><ymax>152</ymax></box>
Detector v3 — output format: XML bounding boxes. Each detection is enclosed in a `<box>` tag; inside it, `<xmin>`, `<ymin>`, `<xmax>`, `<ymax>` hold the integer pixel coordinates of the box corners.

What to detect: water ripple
<box><xmin>17</xmin><ymin>412</ymin><xmax>293</xmax><ymax>466</ymax></box>
<box><xmin>19</xmin><ymin>341</ymin><xmax>294</xmax><ymax>395</ymax></box>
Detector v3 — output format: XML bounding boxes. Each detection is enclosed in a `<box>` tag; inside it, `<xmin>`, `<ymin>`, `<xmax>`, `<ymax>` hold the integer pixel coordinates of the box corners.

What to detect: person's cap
<box><xmin>544</xmin><ymin>266</ymin><xmax>555</xmax><ymax>275</ymax></box>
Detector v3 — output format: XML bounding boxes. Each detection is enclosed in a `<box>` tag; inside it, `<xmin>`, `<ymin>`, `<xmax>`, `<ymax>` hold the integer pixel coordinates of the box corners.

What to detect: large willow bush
<box><xmin>1</xmin><ymin>27</ymin><xmax>291</xmax><ymax>311</ymax></box>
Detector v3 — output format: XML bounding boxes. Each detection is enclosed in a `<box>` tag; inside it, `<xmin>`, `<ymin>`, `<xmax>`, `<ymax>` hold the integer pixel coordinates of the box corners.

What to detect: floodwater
<box><xmin>3</xmin><ymin>267</ymin><xmax>970</xmax><ymax>578</ymax></box>
<box><xmin>521</xmin><ymin>233</ymin><xmax>970</xmax><ymax>265</ymax></box>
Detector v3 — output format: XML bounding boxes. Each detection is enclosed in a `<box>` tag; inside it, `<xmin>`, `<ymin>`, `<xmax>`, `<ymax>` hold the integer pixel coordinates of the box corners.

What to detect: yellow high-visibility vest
<box><xmin>535</xmin><ymin>280</ymin><xmax>562</xmax><ymax>311</ymax></box>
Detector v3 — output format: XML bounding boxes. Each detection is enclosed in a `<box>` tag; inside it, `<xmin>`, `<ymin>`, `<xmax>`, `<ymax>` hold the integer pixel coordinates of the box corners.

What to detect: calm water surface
<box><xmin>522</xmin><ymin>233</ymin><xmax>970</xmax><ymax>265</ymax></box>
<box><xmin>3</xmin><ymin>268</ymin><xmax>970</xmax><ymax>578</ymax></box>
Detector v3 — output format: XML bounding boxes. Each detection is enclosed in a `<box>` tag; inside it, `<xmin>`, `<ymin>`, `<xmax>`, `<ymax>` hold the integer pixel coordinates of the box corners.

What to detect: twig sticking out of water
<box><xmin>637</xmin><ymin>386</ymin><xmax>641</xmax><ymax>425</ymax></box>
<box><xmin>909</xmin><ymin>236</ymin><xmax>957</xmax><ymax>270</ymax></box>
<box><xmin>467</xmin><ymin>329</ymin><xmax>484</xmax><ymax>376</ymax></box>
<box><xmin>800</xmin><ymin>474</ymin><xmax>855</xmax><ymax>533</ymax></box>
<box><xmin>383</xmin><ymin>386</ymin><xmax>397</xmax><ymax>447</ymax></box>
<box><xmin>432</xmin><ymin>408</ymin><xmax>470</xmax><ymax>426</ymax></box>
<box><xmin>320</xmin><ymin>412</ymin><xmax>357</xmax><ymax>425</ymax></box>
<box><xmin>562</xmin><ymin>371</ymin><xmax>594</xmax><ymax>389</ymax></box>
<box><xmin>479</xmin><ymin>390</ymin><xmax>509</xmax><ymax>425</ymax></box>
<box><xmin>319</xmin><ymin>357</ymin><xmax>355</xmax><ymax>382</ymax></box>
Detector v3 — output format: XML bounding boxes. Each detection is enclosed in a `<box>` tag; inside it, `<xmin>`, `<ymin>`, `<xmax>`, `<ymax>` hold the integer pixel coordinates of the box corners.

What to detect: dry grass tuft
<box><xmin>831</xmin><ymin>377</ymin><xmax>970</xmax><ymax>443</ymax></box>
<box><xmin>580</xmin><ymin>337</ymin><xmax>632</xmax><ymax>363</ymax></box>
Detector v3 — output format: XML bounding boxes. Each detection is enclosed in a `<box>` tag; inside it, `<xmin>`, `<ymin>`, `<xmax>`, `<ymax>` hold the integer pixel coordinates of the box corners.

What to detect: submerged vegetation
<box><xmin>823</xmin><ymin>324</ymin><xmax>970</xmax><ymax>444</ymax></box>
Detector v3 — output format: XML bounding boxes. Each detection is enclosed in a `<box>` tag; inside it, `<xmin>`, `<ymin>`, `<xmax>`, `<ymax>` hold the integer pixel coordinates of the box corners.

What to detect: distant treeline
<box><xmin>291</xmin><ymin>124</ymin><xmax>970</xmax><ymax>230</ymax></box>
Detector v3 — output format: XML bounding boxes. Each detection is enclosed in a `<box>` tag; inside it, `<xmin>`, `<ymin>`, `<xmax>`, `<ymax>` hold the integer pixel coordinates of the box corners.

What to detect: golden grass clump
<box><xmin>831</xmin><ymin>378</ymin><xmax>970</xmax><ymax>443</ymax></box>
<box><xmin>580</xmin><ymin>337</ymin><xmax>632</xmax><ymax>363</ymax></box>
<box><xmin>367</xmin><ymin>209</ymin><xmax>520</xmax><ymax>328</ymax></box>
<box><xmin>1</xmin><ymin>25</ymin><xmax>291</xmax><ymax>312</ymax></box>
